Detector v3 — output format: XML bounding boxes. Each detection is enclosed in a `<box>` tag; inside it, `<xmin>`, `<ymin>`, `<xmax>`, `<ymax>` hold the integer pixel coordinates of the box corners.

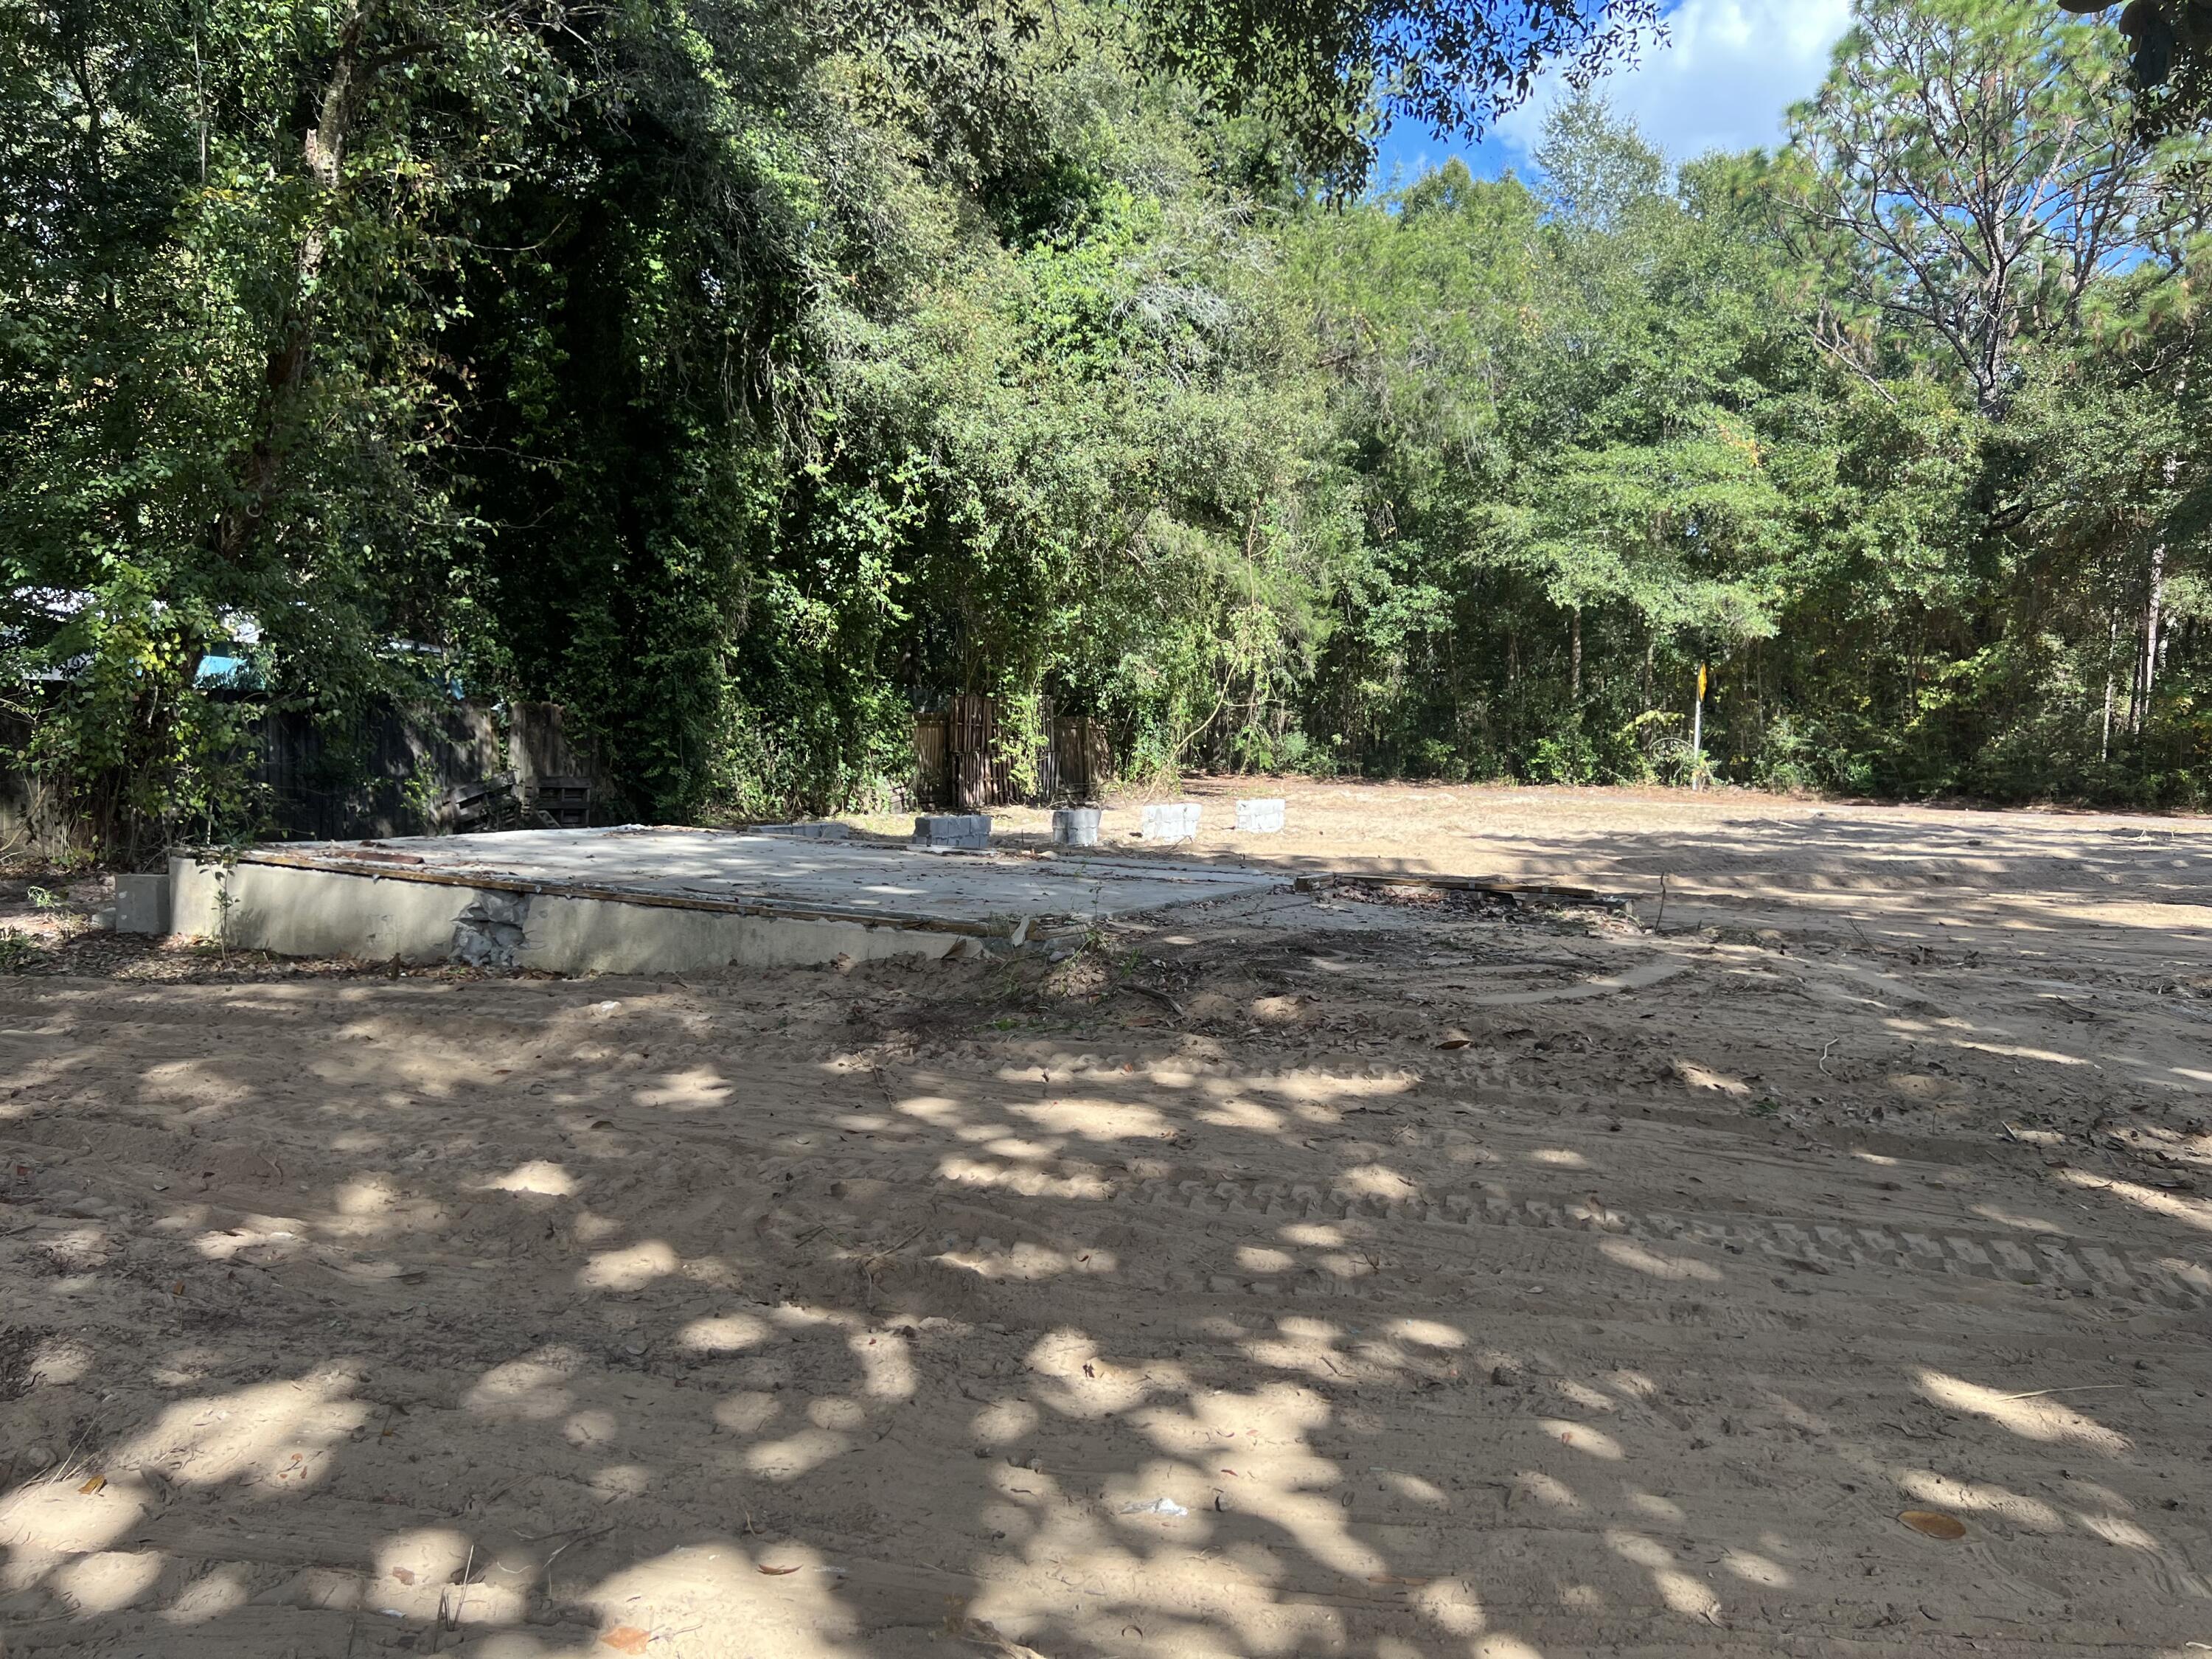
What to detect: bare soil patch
<box><xmin>4</xmin><ymin>785</ymin><xmax>2211</xmax><ymax>1655</ymax></box>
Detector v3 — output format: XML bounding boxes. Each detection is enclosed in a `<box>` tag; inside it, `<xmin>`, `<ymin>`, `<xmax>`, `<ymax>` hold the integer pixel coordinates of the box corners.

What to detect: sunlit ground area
<box><xmin>5</xmin><ymin>784</ymin><xmax>2212</xmax><ymax>1656</ymax></box>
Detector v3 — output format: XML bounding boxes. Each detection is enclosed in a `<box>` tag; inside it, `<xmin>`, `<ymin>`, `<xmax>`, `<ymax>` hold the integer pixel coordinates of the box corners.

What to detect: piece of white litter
<box><xmin>1118</xmin><ymin>1498</ymin><xmax>1187</xmax><ymax>1517</ymax></box>
<box><xmin>594</xmin><ymin>1001</ymin><xmax>619</xmax><ymax>1013</ymax></box>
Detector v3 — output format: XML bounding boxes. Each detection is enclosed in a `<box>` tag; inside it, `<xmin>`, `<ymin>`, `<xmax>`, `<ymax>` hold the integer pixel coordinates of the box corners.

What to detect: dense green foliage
<box><xmin>4</xmin><ymin>0</ymin><xmax>2211</xmax><ymax>852</ymax></box>
<box><xmin>2065</xmin><ymin>0</ymin><xmax>2212</xmax><ymax>136</ymax></box>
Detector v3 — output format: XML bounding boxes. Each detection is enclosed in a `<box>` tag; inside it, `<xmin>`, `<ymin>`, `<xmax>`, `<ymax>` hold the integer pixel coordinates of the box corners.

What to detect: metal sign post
<box><xmin>1691</xmin><ymin>664</ymin><xmax>1707</xmax><ymax>790</ymax></box>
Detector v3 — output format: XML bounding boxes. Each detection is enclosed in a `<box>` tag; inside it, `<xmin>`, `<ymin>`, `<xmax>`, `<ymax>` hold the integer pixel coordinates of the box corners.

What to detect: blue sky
<box><xmin>1373</xmin><ymin>0</ymin><xmax>1856</xmax><ymax>189</ymax></box>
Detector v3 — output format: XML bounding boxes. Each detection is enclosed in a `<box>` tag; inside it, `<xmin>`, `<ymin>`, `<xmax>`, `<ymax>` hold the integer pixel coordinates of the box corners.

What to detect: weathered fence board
<box><xmin>508</xmin><ymin>702</ymin><xmax>605</xmax><ymax>826</ymax></box>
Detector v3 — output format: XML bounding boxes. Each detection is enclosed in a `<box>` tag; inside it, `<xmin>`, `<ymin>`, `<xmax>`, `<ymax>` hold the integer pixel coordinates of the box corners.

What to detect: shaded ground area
<box><xmin>5</xmin><ymin>785</ymin><xmax>2212</xmax><ymax>1656</ymax></box>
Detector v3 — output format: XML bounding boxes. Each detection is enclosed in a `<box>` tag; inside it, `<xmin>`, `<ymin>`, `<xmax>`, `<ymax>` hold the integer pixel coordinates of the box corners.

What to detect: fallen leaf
<box><xmin>77</xmin><ymin>1475</ymin><xmax>105</xmax><ymax>1495</ymax></box>
<box><xmin>1899</xmin><ymin>1509</ymin><xmax>1966</xmax><ymax>1540</ymax></box>
<box><xmin>601</xmin><ymin>1627</ymin><xmax>651</xmax><ymax>1654</ymax></box>
<box><xmin>392</xmin><ymin>1567</ymin><xmax>416</xmax><ymax>1585</ymax></box>
<box><xmin>1435</xmin><ymin>1037</ymin><xmax>1472</xmax><ymax>1051</ymax></box>
<box><xmin>757</xmin><ymin>1564</ymin><xmax>801</xmax><ymax>1576</ymax></box>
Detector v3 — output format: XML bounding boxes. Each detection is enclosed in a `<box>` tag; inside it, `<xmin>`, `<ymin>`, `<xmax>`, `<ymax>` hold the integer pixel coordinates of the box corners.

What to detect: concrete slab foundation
<box><xmin>1141</xmin><ymin>803</ymin><xmax>1201</xmax><ymax>844</ymax></box>
<box><xmin>1236</xmin><ymin>799</ymin><xmax>1286</xmax><ymax>833</ymax></box>
<box><xmin>166</xmin><ymin>827</ymin><xmax>1279</xmax><ymax>974</ymax></box>
<box><xmin>752</xmin><ymin>821</ymin><xmax>852</xmax><ymax>841</ymax></box>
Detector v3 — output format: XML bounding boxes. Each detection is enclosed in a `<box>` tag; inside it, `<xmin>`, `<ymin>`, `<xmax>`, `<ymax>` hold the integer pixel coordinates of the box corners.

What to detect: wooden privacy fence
<box><xmin>507</xmin><ymin>700</ymin><xmax>604</xmax><ymax>827</ymax></box>
<box><xmin>250</xmin><ymin>700</ymin><xmax>616</xmax><ymax>837</ymax></box>
<box><xmin>914</xmin><ymin>713</ymin><xmax>951</xmax><ymax>806</ymax></box>
<box><xmin>1049</xmin><ymin>713</ymin><xmax>1110</xmax><ymax>803</ymax></box>
<box><xmin>1</xmin><ymin>695</ymin><xmax>616</xmax><ymax>854</ymax></box>
<box><xmin>247</xmin><ymin>700</ymin><xmax>503</xmax><ymax>841</ymax></box>
<box><xmin>913</xmin><ymin>696</ymin><xmax>1109</xmax><ymax>809</ymax></box>
<box><xmin>1</xmin><ymin>697</ymin><xmax>536</xmax><ymax>855</ymax></box>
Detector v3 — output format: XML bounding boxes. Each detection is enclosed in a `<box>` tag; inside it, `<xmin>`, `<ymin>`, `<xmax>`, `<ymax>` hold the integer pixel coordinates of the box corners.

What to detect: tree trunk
<box><xmin>212</xmin><ymin>7</ymin><xmax>369</xmax><ymax>564</ymax></box>
<box><xmin>2101</xmin><ymin>613</ymin><xmax>2117</xmax><ymax>762</ymax></box>
<box><xmin>1568</xmin><ymin>608</ymin><xmax>1582</xmax><ymax>700</ymax></box>
<box><xmin>2133</xmin><ymin>429</ymin><xmax>2183</xmax><ymax>737</ymax></box>
<box><xmin>2135</xmin><ymin>540</ymin><xmax>2166</xmax><ymax>736</ymax></box>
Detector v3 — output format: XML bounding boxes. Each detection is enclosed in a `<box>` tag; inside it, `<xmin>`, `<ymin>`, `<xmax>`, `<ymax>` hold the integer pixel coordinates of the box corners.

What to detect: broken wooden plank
<box><xmin>1293</xmin><ymin>872</ymin><xmax>1611</xmax><ymax>905</ymax></box>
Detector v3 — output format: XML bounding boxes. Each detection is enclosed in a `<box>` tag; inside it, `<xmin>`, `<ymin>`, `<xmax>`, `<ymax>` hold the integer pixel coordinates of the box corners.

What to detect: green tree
<box><xmin>1787</xmin><ymin>0</ymin><xmax>2185</xmax><ymax>416</ymax></box>
<box><xmin>1</xmin><ymin>0</ymin><xmax>571</xmax><ymax>855</ymax></box>
<box><xmin>2059</xmin><ymin>0</ymin><xmax>2212</xmax><ymax>133</ymax></box>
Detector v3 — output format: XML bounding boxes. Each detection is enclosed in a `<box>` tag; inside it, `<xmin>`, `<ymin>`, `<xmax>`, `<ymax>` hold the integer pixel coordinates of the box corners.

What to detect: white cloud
<box><xmin>1496</xmin><ymin>0</ymin><xmax>1855</xmax><ymax>167</ymax></box>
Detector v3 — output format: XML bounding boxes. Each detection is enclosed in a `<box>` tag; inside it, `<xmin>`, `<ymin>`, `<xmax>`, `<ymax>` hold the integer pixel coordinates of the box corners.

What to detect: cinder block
<box><xmin>1051</xmin><ymin>808</ymin><xmax>1102</xmax><ymax>847</ymax></box>
<box><xmin>914</xmin><ymin>813</ymin><xmax>992</xmax><ymax>849</ymax></box>
<box><xmin>1140</xmin><ymin>803</ymin><xmax>1200</xmax><ymax>844</ymax></box>
<box><xmin>114</xmin><ymin>873</ymin><xmax>171</xmax><ymax>935</ymax></box>
<box><xmin>1236</xmin><ymin>798</ymin><xmax>1286</xmax><ymax>833</ymax></box>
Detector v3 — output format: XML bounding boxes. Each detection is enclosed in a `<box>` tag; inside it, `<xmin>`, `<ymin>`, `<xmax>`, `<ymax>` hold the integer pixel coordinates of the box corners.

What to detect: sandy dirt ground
<box><xmin>4</xmin><ymin>781</ymin><xmax>2212</xmax><ymax>1658</ymax></box>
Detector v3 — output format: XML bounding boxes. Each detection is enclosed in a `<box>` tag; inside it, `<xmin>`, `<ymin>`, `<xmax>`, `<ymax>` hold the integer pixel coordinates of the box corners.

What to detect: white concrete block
<box><xmin>1052</xmin><ymin>808</ymin><xmax>1102</xmax><ymax>846</ymax></box>
<box><xmin>914</xmin><ymin>813</ymin><xmax>991</xmax><ymax>849</ymax></box>
<box><xmin>1140</xmin><ymin>803</ymin><xmax>1200</xmax><ymax>844</ymax></box>
<box><xmin>1235</xmin><ymin>798</ymin><xmax>1286</xmax><ymax>833</ymax></box>
<box><xmin>114</xmin><ymin>873</ymin><xmax>171</xmax><ymax>934</ymax></box>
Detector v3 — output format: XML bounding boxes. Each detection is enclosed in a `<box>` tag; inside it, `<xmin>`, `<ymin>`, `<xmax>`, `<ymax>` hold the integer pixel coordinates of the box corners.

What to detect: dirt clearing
<box><xmin>5</xmin><ymin>784</ymin><xmax>2212</xmax><ymax>1656</ymax></box>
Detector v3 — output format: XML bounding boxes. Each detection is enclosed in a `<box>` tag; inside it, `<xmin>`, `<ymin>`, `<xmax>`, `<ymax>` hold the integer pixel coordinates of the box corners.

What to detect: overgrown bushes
<box><xmin>3</xmin><ymin>0</ymin><xmax>2207</xmax><ymax>847</ymax></box>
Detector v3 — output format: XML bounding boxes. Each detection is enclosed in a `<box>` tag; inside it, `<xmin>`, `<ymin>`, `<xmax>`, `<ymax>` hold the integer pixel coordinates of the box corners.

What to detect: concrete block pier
<box><xmin>1140</xmin><ymin>803</ymin><xmax>1201</xmax><ymax>844</ymax></box>
<box><xmin>1052</xmin><ymin>808</ymin><xmax>1102</xmax><ymax>846</ymax></box>
<box><xmin>1236</xmin><ymin>799</ymin><xmax>1286</xmax><ymax>833</ymax></box>
<box><xmin>913</xmin><ymin>814</ymin><xmax>992</xmax><ymax>850</ymax></box>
